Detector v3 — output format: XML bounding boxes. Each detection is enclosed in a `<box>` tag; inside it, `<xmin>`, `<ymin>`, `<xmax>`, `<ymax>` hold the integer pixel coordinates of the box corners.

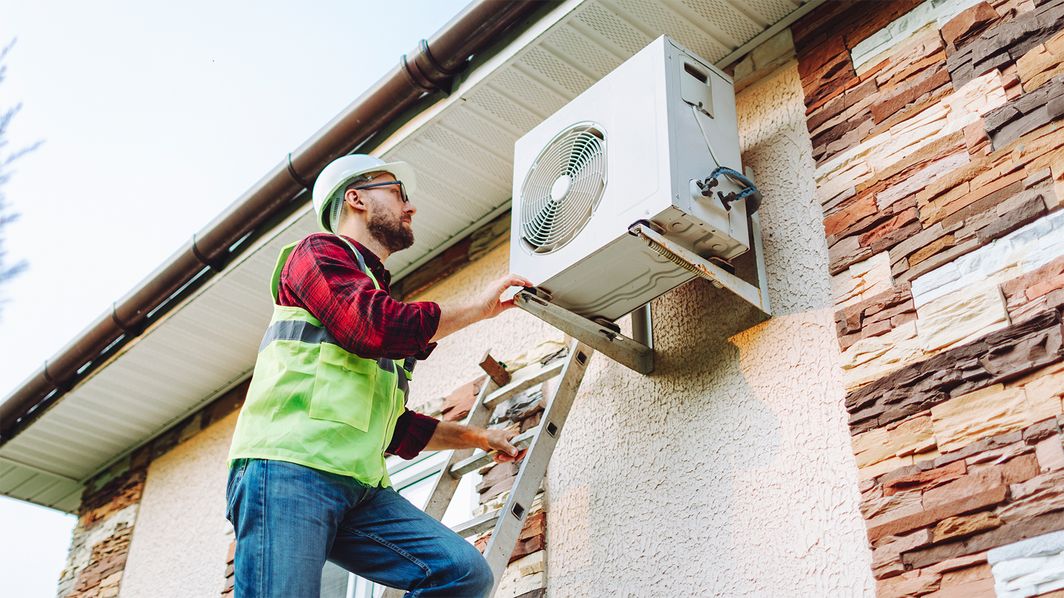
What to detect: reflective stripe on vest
<box><xmin>227</xmin><ymin>234</ymin><xmax>412</xmax><ymax>487</ymax></box>
<box><xmin>257</xmin><ymin>319</ymin><xmax>411</xmax><ymax>397</ymax></box>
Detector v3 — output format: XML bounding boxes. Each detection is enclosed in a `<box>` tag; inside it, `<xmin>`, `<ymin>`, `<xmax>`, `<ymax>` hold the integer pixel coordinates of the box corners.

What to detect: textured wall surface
<box><xmin>412</xmin><ymin>60</ymin><xmax>875</xmax><ymax>596</ymax></box>
<box><xmin>119</xmin><ymin>410</ymin><xmax>238</xmax><ymax>598</ymax></box>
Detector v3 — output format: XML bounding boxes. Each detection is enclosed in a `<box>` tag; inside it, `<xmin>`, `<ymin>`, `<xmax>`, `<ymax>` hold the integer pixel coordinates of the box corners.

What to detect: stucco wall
<box><xmin>410</xmin><ymin>61</ymin><xmax>875</xmax><ymax>596</ymax></box>
<box><xmin>119</xmin><ymin>410</ymin><xmax>238</xmax><ymax>598</ymax></box>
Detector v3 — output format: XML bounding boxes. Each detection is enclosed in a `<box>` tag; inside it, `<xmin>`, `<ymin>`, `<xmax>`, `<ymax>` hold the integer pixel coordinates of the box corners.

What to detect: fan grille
<box><xmin>519</xmin><ymin>123</ymin><xmax>607</xmax><ymax>254</ymax></box>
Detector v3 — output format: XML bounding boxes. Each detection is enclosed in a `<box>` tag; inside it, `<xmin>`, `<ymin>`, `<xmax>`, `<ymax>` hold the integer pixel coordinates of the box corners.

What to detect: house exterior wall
<box><xmin>792</xmin><ymin>0</ymin><xmax>1064</xmax><ymax>595</ymax></box>
<box><xmin>118</xmin><ymin>410</ymin><xmax>238</xmax><ymax>597</ymax></box>
<box><xmin>543</xmin><ymin>58</ymin><xmax>874</xmax><ymax>597</ymax></box>
<box><xmin>54</xmin><ymin>1</ymin><xmax>1064</xmax><ymax>596</ymax></box>
<box><xmin>54</xmin><ymin>383</ymin><xmax>245</xmax><ymax>597</ymax></box>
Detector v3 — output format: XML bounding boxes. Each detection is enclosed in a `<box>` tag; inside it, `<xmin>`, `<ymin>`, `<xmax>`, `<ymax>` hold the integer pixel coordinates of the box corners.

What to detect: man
<box><xmin>226</xmin><ymin>154</ymin><xmax>532</xmax><ymax>597</ymax></box>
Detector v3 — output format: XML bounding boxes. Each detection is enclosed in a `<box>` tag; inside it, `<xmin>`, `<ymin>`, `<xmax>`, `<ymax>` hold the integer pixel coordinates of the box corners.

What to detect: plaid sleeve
<box><xmin>386</xmin><ymin>409</ymin><xmax>441</xmax><ymax>459</ymax></box>
<box><xmin>278</xmin><ymin>234</ymin><xmax>441</xmax><ymax>360</ymax></box>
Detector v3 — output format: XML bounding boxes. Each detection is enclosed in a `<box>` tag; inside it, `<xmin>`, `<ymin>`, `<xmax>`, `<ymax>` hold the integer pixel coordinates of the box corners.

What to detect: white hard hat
<box><xmin>311</xmin><ymin>154</ymin><xmax>418</xmax><ymax>232</ymax></box>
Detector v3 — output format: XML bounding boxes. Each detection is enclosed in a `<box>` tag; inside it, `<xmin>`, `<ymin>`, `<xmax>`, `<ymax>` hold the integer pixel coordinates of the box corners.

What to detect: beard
<box><xmin>368</xmin><ymin>210</ymin><xmax>415</xmax><ymax>253</ymax></box>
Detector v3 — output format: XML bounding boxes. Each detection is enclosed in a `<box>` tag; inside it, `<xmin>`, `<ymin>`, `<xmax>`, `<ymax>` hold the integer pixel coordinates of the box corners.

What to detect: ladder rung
<box><xmin>483</xmin><ymin>360</ymin><xmax>564</xmax><ymax>410</ymax></box>
<box><xmin>451</xmin><ymin>510</ymin><xmax>500</xmax><ymax>537</ymax></box>
<box><xmin>449</xmin><ymin>427</ymin><xmax>539</xmax><ymax>478</ymax></box>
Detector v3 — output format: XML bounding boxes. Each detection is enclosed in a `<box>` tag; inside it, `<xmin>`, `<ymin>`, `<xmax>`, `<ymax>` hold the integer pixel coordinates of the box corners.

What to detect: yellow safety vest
<box><xmin>227</xmin><ymin>236</ymin><xmax>412</xmax><ymax>487</ymax></box>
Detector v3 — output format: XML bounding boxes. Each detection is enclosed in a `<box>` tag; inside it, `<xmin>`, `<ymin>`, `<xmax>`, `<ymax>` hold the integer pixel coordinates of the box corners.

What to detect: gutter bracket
<box><xmin>110</xmin><ymin>304</ymin><xmax>140</xmax><ymax>337</ymax></box>
<box><xmin>403</xmin><ymin>39</ymin><xmax>462</xmax><ymax>95</ymax></box>
<box><xmin>402</xmin><ymin>54</ymin><xmax>440</xmax><ymax>93</ymax></box>
<box><xmin>191</xmin><ymin>235</ymin><xmax>226</xmax><ymax>273</ymax></box>
<box><xmin>41</xmin><ymin>361</ymin><xmax>73</xmax><ymax>393</ymax></box>
<box><xmin>286</xmin><ymin>152</ymin><xmax>312</xmax><ymax>190</ymax></box>
<box><xmin>419</xmin><ymin>39</ymin><xmax>460</xmax><ymax>78</ymax></box>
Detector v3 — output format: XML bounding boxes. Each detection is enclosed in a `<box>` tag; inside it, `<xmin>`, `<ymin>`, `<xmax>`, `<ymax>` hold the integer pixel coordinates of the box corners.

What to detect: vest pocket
<box><xmin>309</xmin><ymin>344</ymin><xmax>377</xmax><ymax>432</ymax></box>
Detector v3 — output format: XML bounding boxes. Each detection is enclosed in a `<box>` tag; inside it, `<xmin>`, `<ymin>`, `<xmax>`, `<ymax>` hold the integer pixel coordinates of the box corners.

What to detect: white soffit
<box><xmin>381</xmin><ymin>0</ymin><xmax>813</xmax><ymax>278</ymax></box>
<box><xmin>0</xmin><ymin>209</ymin><xmax>319</xmax><ymax>512</ymax></box>
<box><xmin>0</xmin><ymin>0</ymin><xmax>813</xmax><ymax>512</ymax></box>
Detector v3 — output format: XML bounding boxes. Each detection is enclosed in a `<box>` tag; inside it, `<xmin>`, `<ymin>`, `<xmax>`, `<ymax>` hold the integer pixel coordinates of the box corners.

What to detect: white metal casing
<box><xmin>510</xmin><ymin>35</ymin><xmax>748</xmax><ymax>321</ymax></box>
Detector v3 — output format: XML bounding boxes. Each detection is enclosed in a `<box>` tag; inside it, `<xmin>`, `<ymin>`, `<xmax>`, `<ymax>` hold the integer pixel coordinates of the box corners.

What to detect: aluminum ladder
<box><xmin>379</xmin><ymin>337</ymin><xmax>595</xmax><ymax>598</ymax></box>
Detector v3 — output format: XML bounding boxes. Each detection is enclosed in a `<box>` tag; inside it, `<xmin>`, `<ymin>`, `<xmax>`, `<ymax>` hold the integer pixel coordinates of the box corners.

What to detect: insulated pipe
<box><xmin>0</xmin><ymin>0</ymin><xmax>549</xmax><ymax>441</ymax></box>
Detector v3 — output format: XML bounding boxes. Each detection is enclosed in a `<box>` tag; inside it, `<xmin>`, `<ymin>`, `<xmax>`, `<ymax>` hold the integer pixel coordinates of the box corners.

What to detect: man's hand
<box><xmin>483</xmin><ymin>427</ymin><xmax>522</xmax><ymax>463</ymax></box>
<box><xmin>432</xmin><ymin>273</ymin><xmax>533</xmax><ymax>342</ymax></box>
<box><xmin>424</xmin><ymin>420</ymin><xmax>525</xmax><ymax>463</ymax></box>
<box><xmin>476</xmin><ymin>274</ymin><xmax>534</xmax><ymax>320</ymax></box>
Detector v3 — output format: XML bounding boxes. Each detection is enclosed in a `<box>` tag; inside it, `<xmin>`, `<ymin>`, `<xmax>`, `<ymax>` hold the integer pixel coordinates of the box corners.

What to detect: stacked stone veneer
<box><xmin>54</xmin><ymin>382</ymin><xmax>247</xmax><ymax>597</ymax></box>
<box><xmin>220</xmin><ymin>540</ymin><xmax>235</xmax><ymax>597</ymax></box>
<box><xmin>56</xmin><ymin>464</ymin><xmax>144</xmax><ymax>597</ymax></box>
<box><xmin>793</xmin><ymin>0</ymin><xmax>1064</xmax><ymax>595</ymax></box>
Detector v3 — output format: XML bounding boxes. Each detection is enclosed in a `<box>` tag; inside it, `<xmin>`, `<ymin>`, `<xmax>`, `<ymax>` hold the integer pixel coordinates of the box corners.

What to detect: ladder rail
<box><xmin>382</xmin><ymin>342</ymin><xmax>592</xmax><ymax>598</ymax></box>
<box><xmin>482</xmin><ymin>341</ymin><xmax>594</xmax><ymax>596</ymax></box>
<box><xmin>421</xmin><ymin>376</ymin><xmax>499</xmax><ymax>521</ymax></box>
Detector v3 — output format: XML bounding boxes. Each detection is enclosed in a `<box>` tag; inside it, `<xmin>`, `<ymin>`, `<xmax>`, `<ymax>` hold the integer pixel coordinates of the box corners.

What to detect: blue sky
<box><xmin>0</xmin><ymin>1</ymin><xmax>468</xmax><ymax>595</ymax></box>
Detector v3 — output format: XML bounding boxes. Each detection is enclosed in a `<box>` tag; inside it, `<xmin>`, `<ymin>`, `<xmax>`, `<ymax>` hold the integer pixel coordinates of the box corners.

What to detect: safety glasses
<box><xmin>349</xmin><ymin>180</ymin><xmax>410</xmax><ymax>203</ymax></box>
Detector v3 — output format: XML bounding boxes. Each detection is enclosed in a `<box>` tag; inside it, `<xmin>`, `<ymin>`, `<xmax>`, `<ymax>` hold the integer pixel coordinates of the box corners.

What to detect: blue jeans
<box><xmin>225</xmin><ymin>458</ymin><xmax>493</xmax><ymax>597</ymax></box>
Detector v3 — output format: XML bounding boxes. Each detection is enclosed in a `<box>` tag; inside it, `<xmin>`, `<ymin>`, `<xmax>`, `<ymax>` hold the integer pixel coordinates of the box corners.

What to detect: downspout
<box><xmin>0</xmin><ymin>0</ymin><xmax>552</xmax><ymax>442</ymax></box>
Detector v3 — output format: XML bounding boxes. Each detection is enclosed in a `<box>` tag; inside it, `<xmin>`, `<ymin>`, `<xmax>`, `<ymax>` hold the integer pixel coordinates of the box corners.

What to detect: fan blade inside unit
<box><xmin>527</xmin><ymin>197</ymin><xmax>561</xmax><ymax>240</ymax></box>
<box><xmin>525</xmin><ymin>196</ymin><xmax>566</xmax><ymax>252</ymax></box>
<box><xmin>566</xmin><ymin>134</ymin><xmax>597</xmax><ymax>177</ymax></box>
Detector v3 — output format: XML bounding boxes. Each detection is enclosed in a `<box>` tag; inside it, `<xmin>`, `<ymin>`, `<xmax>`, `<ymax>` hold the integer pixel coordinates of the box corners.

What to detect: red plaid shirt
<box><xmin>277</xmin><ymin>232</ymin><xmax>441</xmax><ymax>459</ymax></box>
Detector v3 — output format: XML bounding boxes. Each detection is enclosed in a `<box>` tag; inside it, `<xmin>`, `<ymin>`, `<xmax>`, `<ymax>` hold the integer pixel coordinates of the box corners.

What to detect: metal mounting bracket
<box><xmin>514</xmin><ymin>291</ymin><xmax>655</xmax><ymax>374</ymax></box>
<box><xmin>629</xmin><ymin>216</ymin><xmax>772</xmax><ymax>316</ymax></box>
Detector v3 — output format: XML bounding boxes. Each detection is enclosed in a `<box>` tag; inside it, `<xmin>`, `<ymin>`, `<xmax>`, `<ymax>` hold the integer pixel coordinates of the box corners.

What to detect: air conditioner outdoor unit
<box><xmin>511</xmin><ymin>35</ymin><xmax>763</xmax><ymax>324</ymax></box>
